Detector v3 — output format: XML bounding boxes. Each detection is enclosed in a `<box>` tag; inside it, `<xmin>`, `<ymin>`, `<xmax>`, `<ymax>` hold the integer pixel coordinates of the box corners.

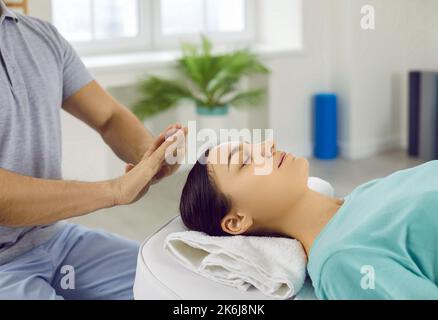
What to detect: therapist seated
<box><xmin>179</xmin><ymin>140</ymin><xmax>438</xmax><ymax>299</ymax></box>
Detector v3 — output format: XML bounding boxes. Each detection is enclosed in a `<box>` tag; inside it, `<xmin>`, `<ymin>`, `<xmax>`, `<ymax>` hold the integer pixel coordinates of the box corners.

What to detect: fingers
<box><xmin>136</xmin><ymin>129</ymin><xmax>186</xmax><ymax>182</ymax></box>
<box><xmin>165</xmin><ymin>123</ymin><xmax>182</xmax><ymax>134</ymax></box>
<box><xmin>152</xmin><ymin>129</ymin><xmax>186</xmax><ymax>164</ymax></box>
<box><xmin>143</xmin><ymin>134</ymin><xmax>166</xmax><ymax>159</ymax></box>
<box><xmin>143</xmin><ymin>124</ymin><xmax>184</xmax><ymax>159</ymax></box>
<box><xmin>119</xmin><ymin>124</ymin><xmax>186</xmax><ymax>204</ymax></box>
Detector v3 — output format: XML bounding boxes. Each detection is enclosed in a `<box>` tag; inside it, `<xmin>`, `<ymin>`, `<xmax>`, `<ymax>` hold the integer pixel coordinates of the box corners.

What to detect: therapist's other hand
<box><xmin>112</xmin><ymin>127</ymin><xmax>187</xmax><ymax>206</ymax></box>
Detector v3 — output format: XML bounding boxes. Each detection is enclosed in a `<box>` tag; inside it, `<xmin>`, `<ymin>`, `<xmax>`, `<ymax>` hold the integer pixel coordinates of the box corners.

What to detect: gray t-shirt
<box><xmin>0</xmin><ymin>2</ymin><xmax>94</xmax><ymax>264</ymax></box>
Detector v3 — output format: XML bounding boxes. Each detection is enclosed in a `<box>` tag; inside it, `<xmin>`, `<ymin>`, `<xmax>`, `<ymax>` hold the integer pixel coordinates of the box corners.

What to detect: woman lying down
<box><xmin>179</xmin><ymin>140</ymin><xmax>438</xmax><ymax>300</ymax></box>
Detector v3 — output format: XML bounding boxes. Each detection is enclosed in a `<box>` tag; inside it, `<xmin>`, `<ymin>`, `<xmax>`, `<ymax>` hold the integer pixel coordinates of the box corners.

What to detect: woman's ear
<box><xmin>221</xmin><ymin>211</ymin><xmax>253</xmax><ymax>235</ymax></box>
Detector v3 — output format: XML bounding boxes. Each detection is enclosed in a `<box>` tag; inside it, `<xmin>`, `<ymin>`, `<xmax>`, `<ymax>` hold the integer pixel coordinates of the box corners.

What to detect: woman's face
<box><xmin>207</xmin><ymin>140</ymin><xmax>309</xmax><ymax>233</ymax></box>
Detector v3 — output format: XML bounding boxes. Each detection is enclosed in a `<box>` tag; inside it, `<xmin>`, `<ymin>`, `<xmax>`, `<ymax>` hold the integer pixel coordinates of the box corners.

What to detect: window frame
<box><xmin>51</xmin><ymin>0</ymin><xmax>256</xmax><ymax>56</ymax></box>
<box><xmin>52</xmin><ymin>0</ymin><xmax>152</xmax><ymax>56</ymax></box>
<box><xmin>151</xmin><ymin>0</ymin><xmax>256</xmax><ymax>49</ymax></box>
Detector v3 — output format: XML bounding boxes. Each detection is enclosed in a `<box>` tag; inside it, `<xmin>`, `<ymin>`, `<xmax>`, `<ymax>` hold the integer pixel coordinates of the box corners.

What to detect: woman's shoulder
<box><xmin>382</xmin><ymin>160</ymin><xmax>438</xmax><ymax>184</ymax></box>
<box><xmin>309</xmin><ymin>247</ymin><xmax>382</xmax><ymax>296</ymax></box>
<box><xmin>347</xmin><ymin>160</ymin><xmax>438</xmax><ymax>206</ymax></box>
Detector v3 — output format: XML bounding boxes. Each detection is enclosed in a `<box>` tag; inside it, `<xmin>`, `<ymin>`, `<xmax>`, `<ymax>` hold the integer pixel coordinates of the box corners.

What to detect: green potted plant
<box><xmin>133</xmin><ymin>36</ymin><xmax>270</xmax><ymax>127</ymax></box>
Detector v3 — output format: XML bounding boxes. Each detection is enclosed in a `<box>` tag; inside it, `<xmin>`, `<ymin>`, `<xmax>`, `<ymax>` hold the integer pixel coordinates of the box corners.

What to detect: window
<box><xmin>52</xmin><ymin>0</ymin><xmax>139</xmax><ymax>42</ymax></box>
<box><xmin>51</xmin><ymin>0</ymin><xmax>255</xmax><ymax>56</ymax></box>
<box><xmin>155</xmin><ymin>0</ymin><xmax>254</xmax><ymax>47</ymax></box>
<box><xmin>160</xmin><ymin>0</ymin><xmax>245</xmax><ymax>35</ymax></box>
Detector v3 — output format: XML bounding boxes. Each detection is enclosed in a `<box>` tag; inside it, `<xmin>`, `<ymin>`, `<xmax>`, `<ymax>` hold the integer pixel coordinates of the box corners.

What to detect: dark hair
<box><xmin>179</xmin><ymin>150</ymin><xmax>232</xmax><ymax>236</ymax></box>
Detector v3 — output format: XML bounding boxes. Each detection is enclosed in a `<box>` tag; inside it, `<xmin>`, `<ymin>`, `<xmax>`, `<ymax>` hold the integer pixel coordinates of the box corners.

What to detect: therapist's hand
<box><xmin>112</xmin><ymin>127</ymin><xmax>187</xmax><ymax>206</ymax></box>
<box><xmin>125</xmin><ymin>124</ymin><xmax>187</xmax><ymax>185</ymax></box>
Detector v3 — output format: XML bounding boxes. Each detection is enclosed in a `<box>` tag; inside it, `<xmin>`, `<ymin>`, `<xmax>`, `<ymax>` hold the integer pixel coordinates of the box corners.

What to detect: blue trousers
<box><xmin>0</xmin><ymin>223</ymin><xmax>139</xmax><ymax>300</ymax></box>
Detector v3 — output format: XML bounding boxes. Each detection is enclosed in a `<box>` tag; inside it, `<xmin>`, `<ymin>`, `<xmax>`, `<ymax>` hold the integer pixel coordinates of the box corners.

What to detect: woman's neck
<box><xmin>276</xmin><ymin>189</ymin><xmax>344</xmax><ymax>257</ymax></box>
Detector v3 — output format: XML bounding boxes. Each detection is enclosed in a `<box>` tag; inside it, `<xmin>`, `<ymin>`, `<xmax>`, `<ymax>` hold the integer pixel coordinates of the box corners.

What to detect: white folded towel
<box><xmin>164</xmin><ymin>177</ymin><xmax>333</xmax><ymax>299</ymax></box>
<box><xmin>164</xmin><ymin>232</ymin><xmax>307</xmax><ymax>299</ymax></box>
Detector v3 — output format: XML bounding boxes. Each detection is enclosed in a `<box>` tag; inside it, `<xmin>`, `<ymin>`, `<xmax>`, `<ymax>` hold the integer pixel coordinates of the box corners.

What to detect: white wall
<box><xmin>26</xmin><ymin>0</ymin><xmax>438</xmax><ymax>181</ymax></box>
<box><xmin>328</xmin><ymin>0</ymin><xmax>438</xmax><ymax>159</ymax></box>
<box><xmin>327</xmin><ymin>0</ymin><xmax>402</xmax><ymax>158</ymax></box>
<box><xmin>263</xmin><ymin>0</ymin><xmax>332</xmax><ymax>156</ymax></box>
<box><xmin>257</xmin><ymin>0</ymin><xmax>302</xmax><ymax>50</ymax></box>
<box><xmin>28</xmin><ymin>0</ymin><xmax>51</xmax><ymax>20</ymax></box>
<box><xmin>400</xmin><ymin>0</ymin><xmax>438</xmax><ymax>149</ymax></box>
<box><xmin>349</xmin><ymin>0</ymin><xmax>408</xmax><ymax>158</ymax></box>
<box><xmin>261</xmin><ymin>0</ymin><xmax>438</xmax><ymax>160</ymax></box>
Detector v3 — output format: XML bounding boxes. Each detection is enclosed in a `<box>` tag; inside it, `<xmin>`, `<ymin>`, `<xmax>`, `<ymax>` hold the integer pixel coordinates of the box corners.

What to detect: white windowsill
<box><xmin>82</xmin><ymin>44</ymin><xmax>304</xmax><ymax>88</ymax></box>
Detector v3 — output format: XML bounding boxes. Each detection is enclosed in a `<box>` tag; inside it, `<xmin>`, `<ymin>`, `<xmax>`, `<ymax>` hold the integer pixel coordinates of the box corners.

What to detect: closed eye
<box><xmin>241</xmin><ymin>155</ymin><xmax>251</xmax><ymax>169</ymax></box>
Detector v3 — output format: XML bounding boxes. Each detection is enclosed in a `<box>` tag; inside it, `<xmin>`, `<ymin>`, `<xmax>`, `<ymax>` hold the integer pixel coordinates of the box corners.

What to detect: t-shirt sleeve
<box><xmin>318</xmin><ymin>250</ymin><xmax>438</xmax><ymax>300</ymax></box>
<box><xmin>49</xmin><ymin>25</ymin><xmax>94</xmax><ymax>102</ymax></box>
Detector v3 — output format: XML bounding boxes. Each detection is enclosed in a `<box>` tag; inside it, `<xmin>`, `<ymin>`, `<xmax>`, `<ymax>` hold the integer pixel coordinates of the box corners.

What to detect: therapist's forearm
<box><xmin>0</xmin><ymin>168</ymin><xmax>115</xmax><ymax>228</ymax></box>
<box><xmin>100</xmin><ymin>106</ymin><xmax>155</xmax><ymax>165</ymax></box>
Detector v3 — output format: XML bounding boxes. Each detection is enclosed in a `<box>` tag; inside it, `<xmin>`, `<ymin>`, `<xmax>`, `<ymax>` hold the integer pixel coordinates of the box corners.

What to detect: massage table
<box><xmin>134</xmin><ymin>177</ymin><xmax>333</xmax><ymax>300</ymax></box>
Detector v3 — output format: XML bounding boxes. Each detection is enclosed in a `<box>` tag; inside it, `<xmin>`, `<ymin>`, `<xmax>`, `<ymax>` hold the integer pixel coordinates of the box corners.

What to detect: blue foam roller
<box><xmin>313</xmin><ymin>93</ymin><xmax>338</xmax><ymax>159</ymax></box>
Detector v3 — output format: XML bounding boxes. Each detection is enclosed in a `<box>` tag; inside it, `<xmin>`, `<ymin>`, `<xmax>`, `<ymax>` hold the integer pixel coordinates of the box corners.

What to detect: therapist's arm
<box><xmin>0</xmin><ymin>130</ymin><xmax>184</xmax><ymax>228</ymax></box>
<box><xmin>62</xmin><ymin>80</ymin><xmax>155</xmax><ymax>165</ymax></box>
<box><xmin>0</xmin><ymin>168</ymin><xmax>114</xmax><ymax>227</ymax></box>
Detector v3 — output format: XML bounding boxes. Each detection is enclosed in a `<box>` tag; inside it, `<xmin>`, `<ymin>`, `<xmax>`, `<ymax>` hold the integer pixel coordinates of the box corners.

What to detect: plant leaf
<box><xmin>134</xmin><ymin>36</ymin><xmax>270</xmax><ymax>118</ymax></box>
<box><xmin>223</xmin><ymin>88</ymin><xmax>267</xmax><ymax>107</ymax></box>
<box><xmin>133</xmin><ymin>76</ymin><xmax>197</xmax><ymax>120</ymax></box>
<box><xmin>206</xmin><ymin>49</ymin><xmax>270</xmax><ymax>102</ymax></box>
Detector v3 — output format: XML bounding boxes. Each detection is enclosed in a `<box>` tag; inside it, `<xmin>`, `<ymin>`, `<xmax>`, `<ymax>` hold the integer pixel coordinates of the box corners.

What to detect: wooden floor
<box><xmin>70</xmin><ymin>148</ymin><xmax>425</xmax><ymax>242</ymax></box>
